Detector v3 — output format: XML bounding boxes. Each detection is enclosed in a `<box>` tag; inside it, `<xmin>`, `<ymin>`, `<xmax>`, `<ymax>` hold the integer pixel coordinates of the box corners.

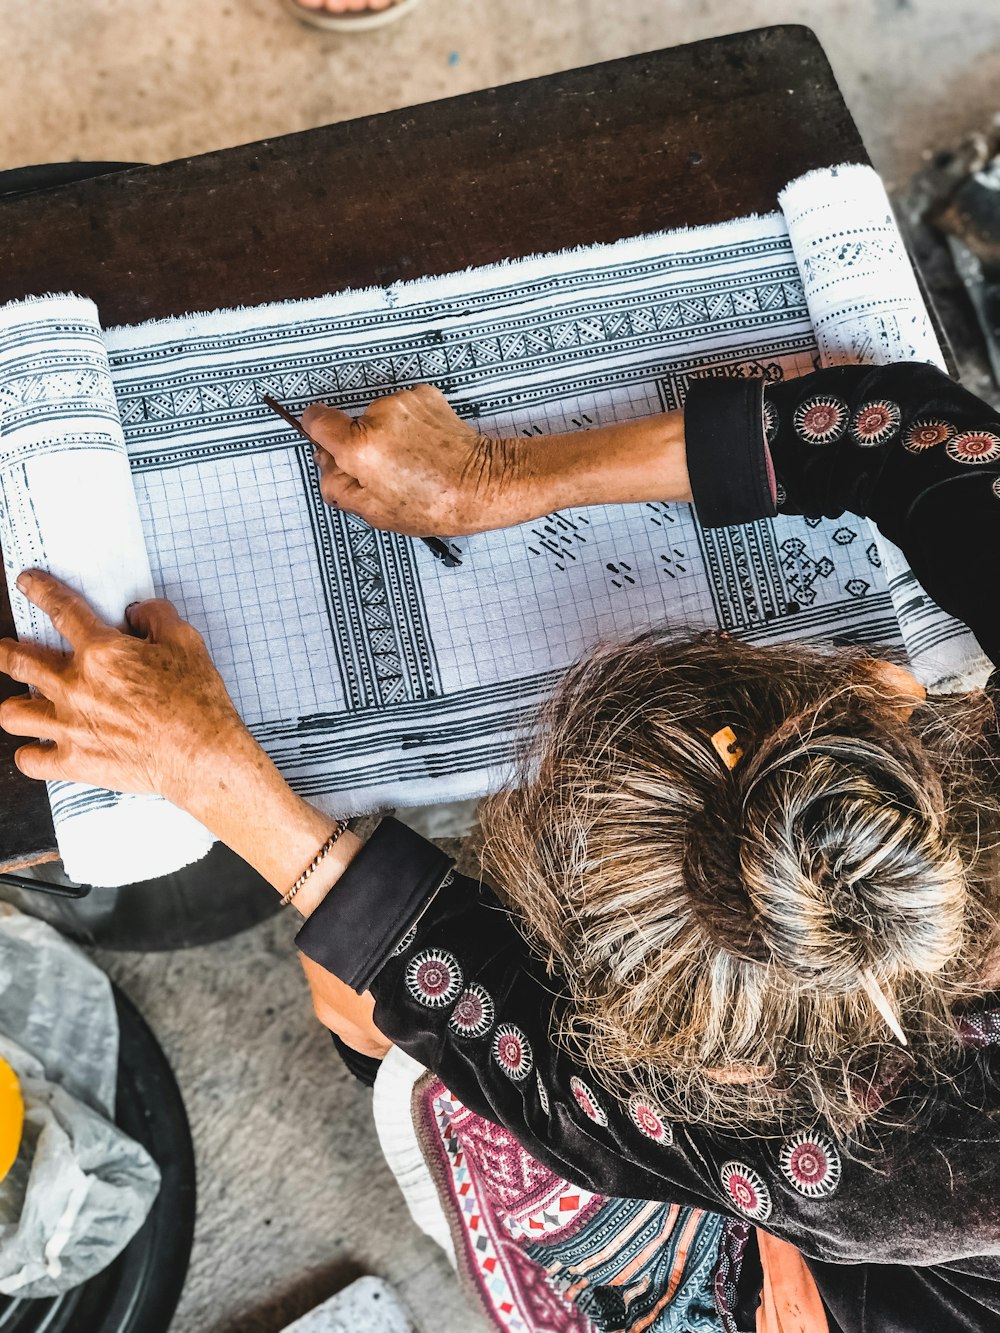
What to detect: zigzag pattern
<box><xmin>0</xmin><ymin>367</ymin><xmax>116</xmax><ymax>414</ymax></box>
<box><xmin>444</xmin><ymin>1099</ymin><xmax>589</xmax><ymax>1230</ymax></box>
<box><xmin>114</xmin><ymin>279</ymin><xmax>804</xmax><ymax>430</ymax></box>
<box><xmin>341</xmin><ymin>522</ymin><xmax>410</xmax><ymax>707</ymax></box>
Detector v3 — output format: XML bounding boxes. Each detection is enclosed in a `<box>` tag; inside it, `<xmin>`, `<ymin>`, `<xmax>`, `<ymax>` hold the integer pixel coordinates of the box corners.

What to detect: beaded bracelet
<box><xmin>280</xmin><ymin>819</ymin><xmax>350</xmax><ymax>908</ymax></box>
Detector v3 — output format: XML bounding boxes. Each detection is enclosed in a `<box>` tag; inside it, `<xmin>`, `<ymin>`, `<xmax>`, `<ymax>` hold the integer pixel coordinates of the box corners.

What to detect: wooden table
<box><xmin>0</xmin><ymin>23</ymin><xmax>866</xmax><ymax>874</ymax></box>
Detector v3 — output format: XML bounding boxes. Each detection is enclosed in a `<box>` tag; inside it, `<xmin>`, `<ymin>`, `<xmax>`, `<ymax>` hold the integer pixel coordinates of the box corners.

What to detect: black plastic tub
<box><xmin>0</xmin><ymin>987</ymin><xmax>196</xmax><ymax>1333</ymax></box>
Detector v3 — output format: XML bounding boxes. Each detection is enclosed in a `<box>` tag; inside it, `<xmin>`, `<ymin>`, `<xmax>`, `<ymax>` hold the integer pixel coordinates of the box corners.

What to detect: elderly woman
<box><xmin>2</xmin><ymin>360</ymin><xmax>1000</xmax><ymax>1333</ymax></box>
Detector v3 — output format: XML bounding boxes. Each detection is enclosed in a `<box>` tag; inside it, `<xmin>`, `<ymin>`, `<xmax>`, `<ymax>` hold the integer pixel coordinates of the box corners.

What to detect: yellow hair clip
<box><xmin>710</xmin><ymin>725</ymin><xmax>743</xmax><ymax>770</ymax></box>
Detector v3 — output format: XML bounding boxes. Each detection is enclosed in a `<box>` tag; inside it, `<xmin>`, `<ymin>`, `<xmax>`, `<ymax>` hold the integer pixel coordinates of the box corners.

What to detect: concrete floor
<box><xmin>0</xmin><ymin>0</ymin><xmax>998</xmax><ymax>189</ymax></box>
<box><xmin>2</xmin><ymin>2</ymin><xmax>999</xmax><ymax>1331</ymax></box>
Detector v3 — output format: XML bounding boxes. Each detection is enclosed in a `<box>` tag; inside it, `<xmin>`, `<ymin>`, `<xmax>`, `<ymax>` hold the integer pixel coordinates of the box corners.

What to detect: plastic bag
<box><xmin>0</xmin><ymin>905</ymin><xmax>161</xmax><ymax>1297</ymax></box>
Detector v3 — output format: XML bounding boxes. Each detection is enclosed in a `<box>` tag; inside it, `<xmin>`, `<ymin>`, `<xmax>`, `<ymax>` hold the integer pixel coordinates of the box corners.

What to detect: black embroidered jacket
<box><xmin>298</xmin><ymin>363</ymin><xmax>1000</xmax><ymax>1333</ymax></box>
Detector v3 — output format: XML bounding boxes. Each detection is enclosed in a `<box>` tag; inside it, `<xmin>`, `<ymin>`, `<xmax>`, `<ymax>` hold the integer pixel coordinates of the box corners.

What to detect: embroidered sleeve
<box><xmin>297</xmin><ymin>818</ymin><xmax>718</xmax><ymax>1204</ymax></box>
<box><xmin>683</xmin><ymin>376</ymin><xmax>776</xmax><ymax>527</ymax></box>
<box><xmin>685</xmin><ymin>363</ymin><xmax>1000</xmax><ymax>666</ymax></box>
<box><xmin>295</xmin><ymin>817</ymin><xmax>455</xmax><ymax>990</ymax></box>
<box><xmin>762</xmin><ymin>362</ymin><xmax>1000</xmax><ymax>666</ymax></box>
<box><xmin>365</xmin><ymin>862</ymin><xmax>719</xmax><ymax>1205</ymax></box>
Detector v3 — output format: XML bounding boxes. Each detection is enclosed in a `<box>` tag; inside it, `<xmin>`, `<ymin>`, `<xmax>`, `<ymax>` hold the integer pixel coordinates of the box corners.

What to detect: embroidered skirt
<box><xmin>372</xmin><ymin>1048</ymin><xmax>751</xmax><ymax>1333</ymax></box>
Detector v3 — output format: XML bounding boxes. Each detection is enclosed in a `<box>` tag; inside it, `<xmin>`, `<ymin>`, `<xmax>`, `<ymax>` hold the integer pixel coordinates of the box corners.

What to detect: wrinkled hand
<box><xmin>0</xmin><ymin>570</ymin><xmax>249</xmax><ymax>806</ymax></box>
<box><xmin>303</xmin><ymin>384</ymin><xmax>528</xmax><ymax>536</ymax></box>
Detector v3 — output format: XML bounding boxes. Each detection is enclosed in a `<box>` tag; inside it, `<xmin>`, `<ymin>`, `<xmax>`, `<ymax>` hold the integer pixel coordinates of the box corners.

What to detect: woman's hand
<box><xmin>0</xmin><ymin>569</ymin><xmax>249</xmax><ymax>808</ymax></box>
<box><xmin>304</xmin><ymin>384</ymin><xmax>530</xmax><ymax>536</ymax></box>
<box><xmin>303</xmin><ymin>386</ymin><xmax>691</xmax><ymax>535</ymax></box>
<box><xmin>0</xmin><ymin>569</ymin><xmax>366</xmax><ymax>912</ymax></box>
<box><xmin>299</xmin><ymin>953</ymin><xmax>391</xmax><ymax>1060</ymax></box>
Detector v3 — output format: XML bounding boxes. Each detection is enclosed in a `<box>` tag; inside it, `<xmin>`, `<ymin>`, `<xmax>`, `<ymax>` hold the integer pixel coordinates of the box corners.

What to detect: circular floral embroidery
<box><xmin>492</xmin><ymin>1025</ymin><xmax>533</xmax><ymax>1081</ymax></box>
<box><xmin>405</xmin><ymin>949</ymin><xmax>463</xmax><ymax>1009</ymax></box>
<box><xmin>448</xmin><ymin>984</ymin><xmax>495</xmax><ymax>1039</ymax></box>
<box><xmin>793</xmin><ymin>395</ymin><xmax>848</xmax><ymax>445</ymax></box>
<box><xmin>628</xmin><ymin>1095</ymin><xmax>674</xmax><ymax>1145</ymax></box>
<box><xmin>778</xmin><ymin>1133</ymin><xmax>842</xmax><ymax>1199</ymax></box>
<box><xmin>390</xmin><ymin>923</ymin><xmax>418</xmax><ymax>958</ymax></box>
<box><xmin>850</xmin><ymin>399</ymin><xmax>901</xmax><ymax>447</ymax></box>
<box><xmin>720</xmin><ymin>1160</ymin><xmax>772</xmax><ymax>1222</ymax></box>
<box><xmin>904</xmin><ymin>417</ymin><xmax>955</xmax><ymax>454</ymax></box>
<box><xmin>763</xmin><ymin>398</ymin><xmax>780</xmax><ymax>444</ymax></box>
<box><xmin>993</xmin><ymin>477</ymin><xmax>1000</xmax><ymax>502</ymax></box>
<box><xmin>946</xmin><ymin>430</ymin><xmax>1000</xmax><ymax>465</ymax></box>
<box><xmin>775</xmin><ymin>483</ymin><xmax>787</xmax><ymax>510</ymax></box>
<box><xmin>570</xmin><ymin>1076</ymin><xmax>608</xmax><ymax>1127</ymax></box>
<box><xmin>537</xmin><ymin>1076</ymin><xmax>550</xmax><ymax>1116</ymax></box>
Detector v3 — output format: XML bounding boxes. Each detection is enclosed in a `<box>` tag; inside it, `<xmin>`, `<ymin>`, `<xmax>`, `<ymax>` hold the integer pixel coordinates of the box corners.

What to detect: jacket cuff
<box><xmin>684</xmin><ymin>377</ymin><xmax>776</xmax><ymax>527</ymax></box>
<box><xmin>294</xmin><ymin>817</ymin><xmax>455</xmax><ymax>992</ymax></box>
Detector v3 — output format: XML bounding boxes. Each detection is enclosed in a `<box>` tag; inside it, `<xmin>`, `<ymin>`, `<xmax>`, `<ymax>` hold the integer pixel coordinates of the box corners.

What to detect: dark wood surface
<box><xmin>0</xmin><ymin>24</ymin><xmax>867</xmax><ymax>871</ymax></box>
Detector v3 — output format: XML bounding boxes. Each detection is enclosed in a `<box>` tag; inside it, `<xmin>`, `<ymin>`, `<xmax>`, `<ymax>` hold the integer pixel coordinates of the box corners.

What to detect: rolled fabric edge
<box><xmin>52</xmin><ymin>789</ymin><xmax>215</xmax><ymax>889</ymax></box>
<box><xmin>0</xmin><ymin>293</ymin><xmax>215</xmax><ymax>886</ymax></box>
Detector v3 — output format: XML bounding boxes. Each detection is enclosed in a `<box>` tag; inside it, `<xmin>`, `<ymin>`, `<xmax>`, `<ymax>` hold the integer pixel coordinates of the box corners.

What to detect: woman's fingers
<box><xmin>0</xmin><ymin>695</ymin><xmax>59</xmax><ymax>740</ymax></box>
<box><xmin>314</xmin><ymin>450</ymin><xmax>363</xmax><ymax>510</ymax></box>
<box><xmin>0</xmin><ymin>638</ymin><xmax>66</xmax><ymax>695</ymax></box>
<box><xmin>13</xmin><ymin>741</ymin><xmax>61</xmax><ymax>782</ymax></box>
<box><xmin>302</xmin><ymin>403</ymin><xmax>356</xmax><ymax>461</ymax></box>
<box><xmin>312</xmin><ymin>447</ymin><xmax>338</xmax><ymax>480</ymax></box>
<box><xmin>318</xmin><ymin>468</ymin><xmax>366</xmax><ymax>514</ymax></box>
<box><xmin>126</xmin><ymin>598</ymin><xmax>201</xmax><ymax>646</ymax></box>
<box><xmin>16</xmin><ymin>570</ymin><xmax>109</xmax><ymax>649</ymax></box>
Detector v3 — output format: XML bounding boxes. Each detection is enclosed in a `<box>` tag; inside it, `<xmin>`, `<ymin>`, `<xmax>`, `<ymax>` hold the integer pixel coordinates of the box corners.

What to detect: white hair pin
<box><xmin>861</xmin><ymin>968</ymin><xmax>908</xmax><ymax>1046</ymax></box>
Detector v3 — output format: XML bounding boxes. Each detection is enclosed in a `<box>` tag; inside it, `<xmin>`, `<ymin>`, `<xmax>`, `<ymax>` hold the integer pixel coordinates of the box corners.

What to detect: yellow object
<box><xmin>0</xmin><ymin>1056</ymin><xmax>25</xmax><ymax>1184</ymax></box>
<box><xmin>710</xmin><ymin>725</ymin><xmax>743</xmax><ymax>770</ymax></box>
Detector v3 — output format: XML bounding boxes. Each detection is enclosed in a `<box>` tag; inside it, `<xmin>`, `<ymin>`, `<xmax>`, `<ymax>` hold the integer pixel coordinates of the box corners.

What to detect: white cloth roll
<box><xmin>0</xmin><ymin>295</ymin><xmax>214</xmax><ymax>886</ymax></box>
